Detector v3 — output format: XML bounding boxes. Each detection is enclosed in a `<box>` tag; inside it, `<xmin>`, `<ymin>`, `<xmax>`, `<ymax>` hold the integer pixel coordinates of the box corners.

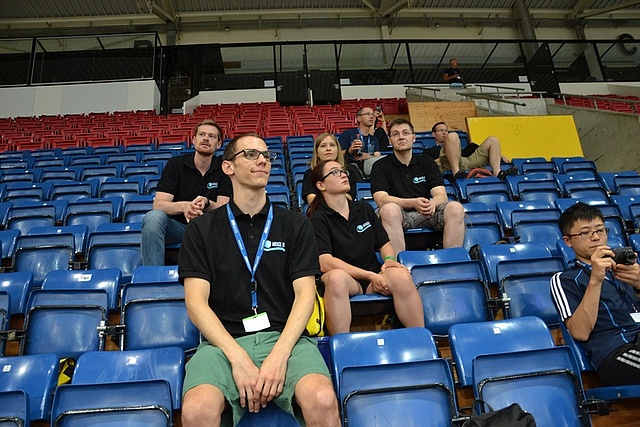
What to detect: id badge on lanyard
<box><xmin>227</xmin><ymin>204</ymin><xmax>273</xmax><ymax>333</ymax></box>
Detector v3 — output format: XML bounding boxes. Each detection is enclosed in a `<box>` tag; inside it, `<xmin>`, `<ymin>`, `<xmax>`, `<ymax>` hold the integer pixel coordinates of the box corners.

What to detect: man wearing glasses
<box><xmin>551</xmin><ymin>202</ymin><xmax>640</xmax><ymax>386</ymax></box>
<box><xmin>370</xmin><ymin>118</ymin><xmax>465</xmax><ymax>254</ymax></box>
<box><xmin>141</xmin><ymin>119</ymin><xmax>232</xmax><ymax>265</ymax></box>
<box><xmin>179</xmin><ymin>133</ymin><xmax>340</xmax><ymax>426</ymax></box>
<box><xmin>338</xmin><ymin>106</ymin><xmax>384</xmax><ymax>176</ymax></box>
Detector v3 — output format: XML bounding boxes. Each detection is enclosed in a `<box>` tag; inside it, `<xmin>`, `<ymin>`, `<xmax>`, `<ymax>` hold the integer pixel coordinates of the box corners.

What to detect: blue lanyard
<box><xmin>226</xmin><ymin>203</ymin><xmax>273</xmax><ymax>315</ymax></box>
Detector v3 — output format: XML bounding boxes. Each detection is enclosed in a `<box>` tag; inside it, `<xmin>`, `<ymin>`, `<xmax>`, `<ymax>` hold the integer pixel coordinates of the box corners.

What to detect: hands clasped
<box><xmin>232</xmin><ymin>352</ymin><xmax>287</xmax><ymax>413</ymax></box>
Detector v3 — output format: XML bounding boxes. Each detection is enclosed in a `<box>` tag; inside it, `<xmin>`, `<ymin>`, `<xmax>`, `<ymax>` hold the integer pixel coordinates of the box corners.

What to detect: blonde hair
<box><xmin>310</xmin><ymin>133</ymin><xmax>346</xmax><ymax>169</ymax></box>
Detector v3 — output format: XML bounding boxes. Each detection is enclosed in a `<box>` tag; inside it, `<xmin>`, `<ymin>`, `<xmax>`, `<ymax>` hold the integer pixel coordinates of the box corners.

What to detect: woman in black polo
<box><xmin>308</xmin><ymin>160</ymin><xmax>424</xmax><ymax>335</ymax></box>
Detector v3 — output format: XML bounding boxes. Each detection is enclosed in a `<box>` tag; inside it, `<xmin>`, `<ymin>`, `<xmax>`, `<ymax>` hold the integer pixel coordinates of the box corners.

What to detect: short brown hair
<box><xmin>193</xmin><ymin>119</ymin><xmax>223</xmax><ymax>140</ymax></box>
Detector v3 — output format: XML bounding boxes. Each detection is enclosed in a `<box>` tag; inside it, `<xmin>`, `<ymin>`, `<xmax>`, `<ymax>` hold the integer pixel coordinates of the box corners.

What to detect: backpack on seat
<box><xmin>467</xmin><ymin>168</ymin><xmax>493</xmax><ymax>179</ymax></box>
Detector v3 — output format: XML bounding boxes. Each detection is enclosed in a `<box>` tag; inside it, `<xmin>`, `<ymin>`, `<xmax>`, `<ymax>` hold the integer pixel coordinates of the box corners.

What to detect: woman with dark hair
<box><xmin>308</xmin><ymin>160</ymin><xmax>424</xmax><ymax>335</ymax></box>
<box><xmin>301</xmin><ymin>133</ymin><xmax>362</xmax><ymax>206</ymax></box>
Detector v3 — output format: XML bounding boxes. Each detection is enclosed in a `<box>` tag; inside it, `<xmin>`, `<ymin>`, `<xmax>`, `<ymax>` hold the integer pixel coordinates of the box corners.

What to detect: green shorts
<box><xmin>183</xmin><ymin>331</ymin><xmax>331</xmax><ymax>426</ymax></box>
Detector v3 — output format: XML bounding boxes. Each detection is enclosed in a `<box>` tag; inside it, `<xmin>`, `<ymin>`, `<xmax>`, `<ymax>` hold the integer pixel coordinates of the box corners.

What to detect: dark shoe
<box><xmin>497</xmin><ymin>166</ymin><xmax>518</xmax><ymax>180</ymax></box>
<box><xmin>453</xmin><ymin>171</ymin><xmax>468</xmax><ymax>181</ymax></box>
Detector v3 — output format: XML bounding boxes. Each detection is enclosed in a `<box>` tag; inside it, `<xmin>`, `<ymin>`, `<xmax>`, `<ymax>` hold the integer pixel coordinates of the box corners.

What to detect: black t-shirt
<box><xmin>156</xmin><ymin>153</ymin><xmax>232</xmax><ymax>224</ymax></box>
<box><xmin>301</xmin><ymin>166</ymin><xmax>359</xmax><ymax>203</ymax></box>
<box><xmin>423</xmin><ymin>145</ymin><xmax>442</xmax><ymax>160</ymax></box>
<box><xmin>178</xmin><ymin>199</ymin><xmax>320</xmax><ymax>338</ymax></box>
<box><xmin>444</xmin><ymin>67</ymin><xmax>464</xmax><ymax>84</ymax></box>
<box><xmin>311</xmin><ymin>200</ymin><xmax>389</xmax><ymax>273</ymax></box>
<box><xmin>370</xmin><ymin>153</ymin><xmax>444</xmax><ymax>206</ymax></box>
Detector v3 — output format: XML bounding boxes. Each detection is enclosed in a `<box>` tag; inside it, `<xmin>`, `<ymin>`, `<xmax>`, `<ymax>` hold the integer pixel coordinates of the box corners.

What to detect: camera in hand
<box><xmin>611</xmin><ymin>247</ymin><xmax>637</xmax><ymax>265</ymax></box>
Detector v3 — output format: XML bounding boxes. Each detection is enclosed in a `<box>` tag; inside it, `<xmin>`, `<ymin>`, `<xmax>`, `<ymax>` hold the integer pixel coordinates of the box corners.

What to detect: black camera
<box><xmin>611</xmin><ymin>247</ymin><xmax>637</xmax><ymax>265</ymax></box>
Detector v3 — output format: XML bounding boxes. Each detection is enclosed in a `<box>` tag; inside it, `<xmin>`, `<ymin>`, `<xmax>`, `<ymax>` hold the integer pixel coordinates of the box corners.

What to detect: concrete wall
<box><xmin>547</xmin><ymin>103</ymin><xmax>640</xmax><ymax>173</ymax></box>
<box><xmin>0</xmin><ymin>80</ymin><xmax>160</xmax><ymax>118</ymax></box>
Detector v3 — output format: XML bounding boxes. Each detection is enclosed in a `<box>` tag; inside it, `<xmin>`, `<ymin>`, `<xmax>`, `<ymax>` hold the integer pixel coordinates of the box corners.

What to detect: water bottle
<box><xmin>354</xmin><ymin>131</ymin><xmax>362</xmax><ymax>157</ymax></box>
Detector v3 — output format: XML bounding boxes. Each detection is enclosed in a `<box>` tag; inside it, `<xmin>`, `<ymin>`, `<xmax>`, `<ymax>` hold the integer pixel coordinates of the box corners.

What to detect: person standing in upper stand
<box><xmin>338</xmin><ymin>106</ymin><xmax>384</xmax><ymax>177</ymax></box>
<box><xmin>443</xmin><ymin>58</ymin><xmax>465</xmax><ymax>87</ymax></box>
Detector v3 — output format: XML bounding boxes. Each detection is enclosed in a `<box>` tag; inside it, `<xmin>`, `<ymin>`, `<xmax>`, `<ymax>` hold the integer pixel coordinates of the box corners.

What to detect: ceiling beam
<box><xmin>381</xmin><ymin>0</ymin><xmax>409</xmax><ymax>18</ymax></box>
<box><xmin>574</xmin><ymin>0</ymin><xmax>640</xmax><ymax>19</ymax></box>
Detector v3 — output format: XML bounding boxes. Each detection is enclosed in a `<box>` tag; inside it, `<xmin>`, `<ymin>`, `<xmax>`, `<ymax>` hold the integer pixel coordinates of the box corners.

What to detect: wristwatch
<box><xmin>203</xmin><ymin>197</ymin><xmax>211</xmax><ymax>209</ymax></box>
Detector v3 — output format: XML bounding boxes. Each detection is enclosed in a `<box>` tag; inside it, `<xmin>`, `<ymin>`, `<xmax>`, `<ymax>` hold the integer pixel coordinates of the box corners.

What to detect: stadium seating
<box><xmin>330</xmin><ymin>328</ymin><xmax>457</xmax><ymax>427</ymax></box>
<box><xmin>0</xmin><ymin>353</ymin><xmax>59</xmax><ymax>423</ymax></box>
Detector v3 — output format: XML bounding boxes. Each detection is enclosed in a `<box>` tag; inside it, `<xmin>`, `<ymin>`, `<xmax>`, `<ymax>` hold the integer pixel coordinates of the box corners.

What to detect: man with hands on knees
<box><xmin>551</xmin><ymin>202</ymin><xmax>640</xmax><ymax>386</ymax></box>
<box><xmin>179</xmin><ymin>133</ymin><xmax>340</xmax><ymax>426</ymax></box>
<box><xmin>370</xmin><ymin>118</ymin><xmax>465</xmax><ymax>254</ymax></box>
<box><xmin>141</xmin><ymin>119</ymin><xmax>231</xmax><ymax>265</ymax></box>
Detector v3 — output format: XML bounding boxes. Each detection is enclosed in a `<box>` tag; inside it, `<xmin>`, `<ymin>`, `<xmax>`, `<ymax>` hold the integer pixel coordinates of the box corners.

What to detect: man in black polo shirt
<box><xmin>371</xmin><ymin>118</ymin><xmax>465</xmax><ymax>254</ymax></box>
<box><xmin>178</xmin><ymin>133</ymin><xmax>339</xmax><ymax>426</ymax></box>
<box><xmin>443</xmin><ymin>58</ymin><xmax>465</xmax><ymax>87</ymax></box>
<box><xmin>141</xmin><ymin>119</ymin><xmax>232</xmax><ymax>265</ymax></box>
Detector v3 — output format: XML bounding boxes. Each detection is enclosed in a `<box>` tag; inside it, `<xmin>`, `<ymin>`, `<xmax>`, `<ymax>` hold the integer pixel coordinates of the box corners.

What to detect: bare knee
<box><xmin>385</xmin><ymin>268</ymin><xmax>414</xmax><ymax>295</ymax></box>
<box><xmin>182</xmin><ymin>385</ymin><xmax>225</xmax><ymax>426</ymax></box>
<box><xmin>444</xmin><ymin>201</ymin><xmax>465</xmax><ymax>223</ymax></box>
<box><xmin>296</xmin><ymin>375</ymin><xmax>339</xmax><ymax>424</ymax></box>
<box><xmin>483</xmin><ymin>136</ymin><xmax>500</xmax><ymax>150</ymax></box>
<box><xmin>322</xmin><ymin>269</ymin><xmax>354</xmax><ymax>297</ymax></box>
<box><xmin>379</xmin><ymin>203</ymin><xmax>403</xmax><ymax>224</ymax></box>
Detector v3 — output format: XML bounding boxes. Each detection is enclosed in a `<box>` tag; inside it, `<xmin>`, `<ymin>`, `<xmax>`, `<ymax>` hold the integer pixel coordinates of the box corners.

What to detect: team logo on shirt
<box><xmin>356</xmin><ymin>221</ymin><xmax>372</xmax><ymax>233</ymax></box>
<box><xmin>413</xmin><ymin>176</ymin><xmax>426</xmax><ymax>184</ymax></box>
<box><xmin>207</xmin><ymin>182</ymin><xmax>218</xmax><ymax>189</ymax></box>
<box><xmin>264</xmin><ymin>240</ymin><xmax>286</xmax><ymax>252</ymax></box>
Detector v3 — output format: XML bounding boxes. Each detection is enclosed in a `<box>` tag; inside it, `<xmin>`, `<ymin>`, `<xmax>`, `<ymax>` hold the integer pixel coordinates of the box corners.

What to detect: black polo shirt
<box><xmin>311</xmin><ymin>200</ymin><xmax>389</xmax><ymax>273</ymax></box>
<box><xmin>179</xmin><ymin>199</ymin><xmax>320</xmax><ymax>338</ymax></box>
<box><xmin>156</xmin><ymin>153</ymin><xmax>232</xmax><ymax>224</ymax></box>
<box><xmin>301</xmin><ymin>167</ymin><xmax>358</xmax><ymax>202</ymax></box>
<box><xmin>370</xmin><ymin>153</ymin><xmax>444</xmax><ymax>207</ymax></box>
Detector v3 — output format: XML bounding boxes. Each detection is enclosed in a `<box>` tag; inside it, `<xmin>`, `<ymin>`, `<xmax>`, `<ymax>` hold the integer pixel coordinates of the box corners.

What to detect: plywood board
<box><xmin>408</xmin><ymin>101</ymin><xmax>477</xmax><ymax>133</ymax></box>
<box><xmin>466</xmin><ymin>115</ymin><xmax>584</xmax><ymax>160</ymax></box>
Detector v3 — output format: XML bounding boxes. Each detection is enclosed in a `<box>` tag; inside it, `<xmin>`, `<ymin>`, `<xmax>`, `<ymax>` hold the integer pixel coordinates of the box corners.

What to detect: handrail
<box><xmin>474</xmin><ymin>84</ymin><xmax>526</xmax><ymax>92</ymax></box>
<box><xmin>457</xmin><ymin>92</ymin><xmax>527</xmax><ymax>107</ymax></box>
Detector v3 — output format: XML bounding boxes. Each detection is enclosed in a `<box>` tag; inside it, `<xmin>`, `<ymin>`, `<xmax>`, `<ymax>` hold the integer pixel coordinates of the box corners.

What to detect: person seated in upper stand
<box><xmin>307</xmin><ymin>159</ymin><xmax>424</xmax><ymax>335</ymax></box>
<box><xmin>443</xmin><ymin>58</ymin><xmax>465</xmax><ymax>87</ymax></box>
<box><xmin>301</xmin><ymin>133</ymin><xmax>362</xmax><ymax>206</ymax></box>
<box><xmin>141</xmin><ymin>119</ymin><xmax>232</xmax><ymax>266</ymax></box>
<box><xmin>338</xmin><ymin>106</ymin><xmax>384</xmax><ymax>177</ymax></box>
<box><xmin>425</xmin><ymin>121</ymin><xmax>515</xmax><ymax>181</ymax></box>
<box><xmin>550</xmin><ymin>202</ymin><xmax>640</xmax><ymax>386</ymax></box>
<box><xmin>371</xmin><ymin>118</ymin><xmax>465</xmax><ymax>255</ymax></box>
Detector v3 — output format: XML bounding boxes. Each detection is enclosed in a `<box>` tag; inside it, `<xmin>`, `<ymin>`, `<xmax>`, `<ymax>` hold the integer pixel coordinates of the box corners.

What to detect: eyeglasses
<box><xmin>390</xmin><ymin>130</ymin><xmax>414</xmax><ymax>138</ymax></box>
<box><xmin>566</xmin><ymin>228</ymin><xmax>609</xmax><ymax>239</ymax></box>
<box><xmin>229</xmin><ymin>148</ymin><xmax>277</xmax><ymax>162</ymax></box>
<box><xmin>434</xmin><ymin>128</ymin><xmax>448</xmax><ymax>133</ymax></box>
<box><xmin>196</xmin><ymin>132</ymin><xmax>220</xmax><ymax>140</ymax></box>
<box><xmin>358</xmin><ymin>112</ymin><xmax>374</xmax><ymax>116</ymax></box>
<box><xmin>321</xmin><ymin>168</ymin><xmax>350</xmax><ymax>180</ymax></box>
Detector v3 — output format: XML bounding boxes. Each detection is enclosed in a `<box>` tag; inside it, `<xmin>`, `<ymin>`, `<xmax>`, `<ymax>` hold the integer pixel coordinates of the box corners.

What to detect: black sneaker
<box><xmin>453</xmin><ymin>171</ymin><xmax>468</xmax><ymax>181</ymax></box>
<box><xmin>497</xmin><ymin>166</ymin><xmax>518</xmax><ymax>180</ymax></box>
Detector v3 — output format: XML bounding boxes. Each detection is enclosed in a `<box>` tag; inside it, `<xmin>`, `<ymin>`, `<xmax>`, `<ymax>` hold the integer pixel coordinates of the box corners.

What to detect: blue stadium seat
<box><xmin>599</xmin><ymin>171</ymin><xmax>639</xmax><ymax>194</ymax></box>
<box><xmin>72</xmin><ymin>346</ymin><xmax>185</xmax><ymax>410</ymax></box>
<box><xmin>0</xmin><ymin>228</ymin><xmax>20</xmax><ymax>260</ymax></box>
<box><xmin>51</xmin><ymin>380</ymin><xmax>173</xmax><ymax>426</ymax></box>
<box><xmin>12</xmin><ymin>233</ymin><xmax>75</xmax><ymax>286</ymax></box>
<box><xmin>6</xmin><ymin>204</ymin><xmax>57</xmax><ymax>235</ymax></box>
<box><xmin>0</xmin><ymin>271</ymin><xmax>33</xmax><ymax>317</ymax></box>
<box><xmin>410</xmin><ymin>260</ymin><xmax>490</xmax><ymax>336</ymax></box>
<box><xmin>397</xmin><ymin>247</ymin><xmax>471</xmax><ymax>269</ymax></box>
<box><xmin>265</xmin><ymin>184</ymin><xmax>290</xmax><ymax>209</ymax></box>
<box><xmin>495</xmin><ymin>200</ymin><xmax>554</xmax><ymax>232</ymax></box>
<box><xmin>473</xmin><ymin>346</ymin><xmax>589</xmax><ymax>427</ymax></box>
<box><xmin>2</xmin><ymin>182</ymin><xmax>52</xmax><ymax>203</ymax></box>
<box><xmin>472</xmin><ymin>242</ymin><xmax>552</xmax><ymax>287</ymax></box>
<box><xmin>330</xmin><ymin>328</ymin><xmax>457</xmax><ymax>427</ymax></box>
<box><xmin>130</xmin><ymin>265</ymin><xmax>179</xmax><ymax>284</ymax></box>
<box><xmin>41</xmin><ymin>268</ymin><xmax>122</xmax><ymax>311</ymax></box>
<box><xmin>39</xmin><ymin>166</ymin><xmax>81</xmax><ymax>183</ymax></box>
<box><xmin>98</xmin><ymin>177</ymin><xmax>144</xmax><ymax>204</ymax></box>
<box><xmin>86</xmin><ymin>230</ymin><xmax>142</xmax><ymax>283</ymax></box>
<box><xmin>29</xmin><ymin>224</ymin><xmax>89</xmax><ymax>257</ymax></box>
<box><xmin>0</xmin><ymin>291</ymin><xmax>8</xmax><ymax>355</ymax></box>
<box><xmin>119</xmin><ymin>282</ymin><xmax>200</xmax><ymax>353</ymax></box>
<box><xmin>64</xmin><ymin>198</ymin><xmax>117</xmax><ymax>233</ymax></box>
<box><xmin>0</xmin><ymin>353</ymin><xmax>59</xmax><ymax>422</ymax></box>
<box><xmin>0</xmin><ymin>389</ymin><xmax>28</xmax><ymax>426</ymax></box>
<box><xmin>50</xmin><ymin>180</ymin><xmax>98</xmax><ymax>202</ymax></box>
<box><xmin>449</xmin><ymin>316</ymin><xmax>556</xmax><ymax>387</ymax></box>
<box><xmin>497</xmin><ymin>257</ymin><xmax>565</xmax><ymax>327</ymax></box>
<box><xmin>21</xmin><ymin>289</ymin><xmax>109</xmax><ymax>358</ymax></box>
<box><xmin>122</xmin><ymin>195</ymin><xmax>154</xmax><ymax>224</ymax></box>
